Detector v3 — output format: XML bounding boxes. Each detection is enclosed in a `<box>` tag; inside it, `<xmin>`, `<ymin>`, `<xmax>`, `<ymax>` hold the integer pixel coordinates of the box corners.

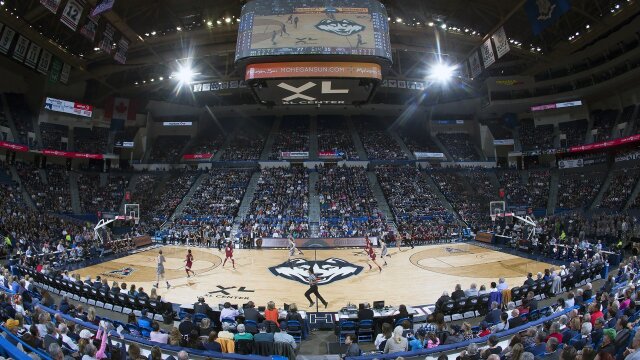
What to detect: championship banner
<box><xmin>79</xmin><ymin>8</ymin><xmax>100</xmax><ymax>41</ymax></box>
<box><xmin>12</xmin><ymin>35</ymin><xmax>29</xmax><ymax>62</ymax></box>
<box><xmin>42</xmin><ymin>149</ymin><xmax>104</xmax><ymax>160</ymax></box>
<box><xmin>525</xmin><ymin>0</ymin><xmax>571</xmax><ymax>36</ymax></box>
<box><xmin>91</xmin><ymin>0</ymin><xmax>115</xmax><ymax>17</ymax></box>
<box><xmin>481</xmin><ymin>38</ymin><xmax>496</xmax><ymax>68</ymax></box>
<box><xmin>469</xmin><ymin>51</ymin><xmax>482</xmax><ymax>78</ymax></box>
<box><xmin>60</xmin><ymin>63</ymin><xmax>71</xmax><ymax>84</ymax></box>
<box><xmin>558</xmin><ymin>159</ymin><xmax>583</xmax><ymax>169</ymax></box>
<box><xmin>37</xmin><ymin>50</ymin><xmax>53</xmax><ymax>75</ymax></box>
<box><xmin>183</xmin><ymin>153</ymin><xmax>215</xmax><ymax>161</ymax></box>
<box><xmin>24</xmin><ymin>43</ymin><xmax>41</xmax><ymax>68</ymax></box>
<box><xmin>568</xmin><ymin>134</ymin><xmax>640</xmax><ymax>153</ymax></box>
<box><xmin>60</xmin><ymin>0</ymin><xmax>86</xmax><ymax>31</ymax></box>
<box><xmin>40</xmin><ymin>0</ymin><xmax>62</xmax><ymax>14</ymax></box>
<box><xmin>261</xmin><ymin>237</ymin><xmax>377</xmax><ymax>248</ymax></box>
<box><xmin>48</xmin><ymin>58</ymin><xmax>63</xmax><ymax>83</ymax></box>
<box><xmin>0</xmin><ymin>26</ymin><xmax>16</xmax><ymax>55</ymax></box>
<box><xmin>492</xmin><ymin>27</ymin><xmax>510</xmax><ymax>59</ymax></box>
<box><xmin>280</xmin><ymin>151</ymin><xmax>309</xmax><ymax>159</ymax></box>
<box><xmin>113</xmin><ymin>37</ymin><xmax>129</xmax><ymax>64</ymax></box>
<box><xmin>99</xmin><ymin>22</ymin><xmax>115</xmax><ymax>54</ymax></box>
<box><xmin>0</xmin><ymin>141</ymin><xmax>29</xmax><ymax>152</ymax></box>
<box><xmin>414</xmin><ymin>152</ymin><xmax>445</xmax><ymax>160</ymax></box>
<box><xmin>245</xmin><ymin>62</ymin><xmax>382</xmax><ymax>80</ymax></box>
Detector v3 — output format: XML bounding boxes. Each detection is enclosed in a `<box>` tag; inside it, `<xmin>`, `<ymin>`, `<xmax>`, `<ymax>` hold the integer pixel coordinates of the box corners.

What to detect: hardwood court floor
<box><xmin>73</xmin><ymin>244</ymin><xmax>551</xmax><ymax>311</ymax></box>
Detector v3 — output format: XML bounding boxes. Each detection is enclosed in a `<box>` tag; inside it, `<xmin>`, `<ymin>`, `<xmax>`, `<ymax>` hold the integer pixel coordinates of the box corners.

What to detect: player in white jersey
<box><xmin>288</xmin><ymin>236</ymin><xmax>303</xmax><ymax>267</ymax></box>
<box><xmin>379</xmin><ymin>238</ymin><xmax>389</xmax><ymax>266</ymax></box>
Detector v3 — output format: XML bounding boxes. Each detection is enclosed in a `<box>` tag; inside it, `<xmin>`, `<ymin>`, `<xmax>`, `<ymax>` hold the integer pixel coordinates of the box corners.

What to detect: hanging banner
<box><xmin>469</xmin><ymin>51</ymin><xmax>482</xmax><ymax>78</ymax></box>
<box><xmin>40</xmin><ymin>0</ymin><xmax>62</xmax><ymax>14</ymax></box>
<box><xmin>48</xmin><ymin>58</ymin><xmax>63</xmax><ymax>83</ymax></box>
<box><xmin>99</xmin><ymin>22</ymin><xmax>115</xmax><ymax>54</ymax></box>
<box><xmin>24</xmin><ymin>42</ymin><xmax>41</xmax><ymax>68</ymax></box>
<box><xmin>12</xmin><ymin>35</ymin><xmax>30</xmax><ymax>62</ymax></box>
<box><xmin>91</xmin><ymin>0</ymin><xmax>115</xmax><ymax>17</ymax></box>
<box><xmin>37</xmin><ymin>50</ymin><xmax>53</xmax><ymax>75</ymax></box>
<box><xmin>481</xmin><ymin>38</ymin><xmax>496</xmax><ymax>68</ymax></box>
<box><xmin>60</xmin><ymin>0</ymin><xmax>86</xmax><ymax>31</ymax></box>
<box><xmin>558</xmin><ymin>159</ymin><xmax>583</xmax><ymax>169</ymax></box>
<box><xmin>492</xmin><ymin>27</ymin><xmax>510</xmax><ymax>59</ymax></box>
<box><xmin>0</xmin><ymin>26</ymin><xmax>16</xmax><ymax>55</ymax></box>
<box><xmin>0</xmin><ymin>140</ymin><xmax>29</xmax><ymax>152</ymax></box>
<box><xmin>525</xmin><ymin>0</ymin><xmax>571</xmax><ymax>36</ymax></box>
<box><xmin>60</xmin><ymin>63</ymin><xmax>71</xmax><ymax>84</ymax></box>
<box><xmin>113</xmin><ymin>37</ymin><xmax>129</xmax><ymax>64</ymax></box>
<box><xmin>79</xmin><ymin>7</ymin><xmax>100</xmax><ymax>41</ymax></box>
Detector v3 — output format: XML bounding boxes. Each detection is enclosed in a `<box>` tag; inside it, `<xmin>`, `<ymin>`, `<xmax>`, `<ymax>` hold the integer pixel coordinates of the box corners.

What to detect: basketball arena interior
<box><xmin>1</xmin><ymin>0</ymin><xmax>640</xmax><ymax>359</ymax></box>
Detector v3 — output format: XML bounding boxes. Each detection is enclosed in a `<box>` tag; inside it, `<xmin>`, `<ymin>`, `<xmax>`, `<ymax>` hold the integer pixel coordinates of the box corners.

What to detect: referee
<box><xmin>304</xmin><ymin>268</ymin><xmax>328</xmax><ymax>309</ymax></box>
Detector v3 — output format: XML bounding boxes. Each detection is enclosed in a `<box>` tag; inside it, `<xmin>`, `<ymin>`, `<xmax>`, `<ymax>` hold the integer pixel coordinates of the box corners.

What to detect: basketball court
<box><xmin>72</xmin><ymin>243</ymin><xmax>551</xmax><ymax>311</ymax></box>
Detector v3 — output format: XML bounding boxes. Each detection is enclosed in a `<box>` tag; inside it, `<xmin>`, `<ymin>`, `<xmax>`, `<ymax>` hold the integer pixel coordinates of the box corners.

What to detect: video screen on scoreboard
<box><xmin>235</xmin><ymin>0</ymin><xmax>392</xmax><ymax>63</ymax></box>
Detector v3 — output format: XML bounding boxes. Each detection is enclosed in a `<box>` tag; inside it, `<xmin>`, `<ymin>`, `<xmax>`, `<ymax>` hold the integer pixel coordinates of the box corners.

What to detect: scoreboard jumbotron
<box><xmin>235</xmin><ymin>0</ymin><xmax>392</xmax><ymax>106</ymax></box>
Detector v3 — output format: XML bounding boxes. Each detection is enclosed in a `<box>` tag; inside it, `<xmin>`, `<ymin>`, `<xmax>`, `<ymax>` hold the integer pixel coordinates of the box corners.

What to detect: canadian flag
<box><xmin>104</xmin><ymin>97</ymin><xmax>136</xmax><ymax>121</ymax></box>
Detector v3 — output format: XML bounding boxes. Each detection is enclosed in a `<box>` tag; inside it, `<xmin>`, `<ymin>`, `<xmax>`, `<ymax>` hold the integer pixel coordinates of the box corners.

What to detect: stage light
<box><xmin>428</xmin><ymin>22</ymin><xmax>434</xmax><ymax>27</ymax></box>
<box><xmin>172</xmin><ymin>65</ymin><xmax>196</xmax><ymax>84</ymax></box>
<box><xmin>441</xmin><ymin>23</ymin><xmax>447</xmax><ymax>29</ymax></box>
<box><xmin>176</xmin><ymin>26</ymin><xmax>182</xmax><ymax>31</ymax></box>
<box><xmin>429</xmin><ymin>62</ymin><xmax>457</xmax><ymax>83</ymax></box>
<box><xmin>93</xmin><ymin>47</ymin><xmax>100</xmax><ymax>51</ymax></box>
<box><xmin>151</xmin><ymin>31</ymin><xmax>156</xmax><ymax>35</ymax></box>
<box><xmin>217</xmin><ymin>20</ymin><xmax>222</xmax><ymax>25</ymax></box>
<box><xmin>207</xmin><ymin>20</ymin><xmax>213</xmax><ymax>26</ymax></box>
<box><xmin>159</xmin><ymin>77</ymin><xmax>164</xmax><ymax>81</ymax></box>
<box><xmin>225</xmin><ymin>17</ymin><xmax>232</xmax><ymax>23</ymax></box>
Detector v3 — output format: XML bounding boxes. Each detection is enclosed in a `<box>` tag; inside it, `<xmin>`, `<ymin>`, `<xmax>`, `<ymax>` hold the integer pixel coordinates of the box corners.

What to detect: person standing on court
<box><xmin>304</xmin><ymin>268</ymin><xmax>328</xmax><ymax>309</ymax></box>
<box><xmin>155</xmin><ymin>250</ymin><xmax>170</xmax><ymax>289</ymax></box>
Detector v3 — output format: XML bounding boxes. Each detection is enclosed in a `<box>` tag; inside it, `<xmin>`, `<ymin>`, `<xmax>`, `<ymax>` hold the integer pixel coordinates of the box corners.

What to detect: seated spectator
<box><xmin>465</xmin><ymin>283</ymin><xmax>479</xmax><ymax>297</ymax></box>
<box><xmin>357</xmin><ymin>302</ymin><xmax>374</xmax><ymax>321</ymax></box>
<box><xmin>274</xmin><ymin>322</ymin><xmax>297</xmax><ymax>350</ymax></box>
<box><xmin>149</xmin><ymin>321</ymin><xmax>168</xmax><ymax>344</ymax></box>
<box><xmin>219</xmin><ymin>302</ymin><xmax>240</xmax><ymax>323</ymax></box>
<box><xmin>137</xmin><ymin>309</ymin><xmax>152</xmax><ymax>329</ymax></box>
<box><xmin>509</xmin><ymin>309</ymin><xmax>524</xmax><ymax>329</ymax></box>
<box><xmin>218</xmin><ymin>322</ymin><xmax>235</xmax><ymax>340</ymax></box>
<box><xmin>485</xmin><ymin>301</ymin><xmax>502</xmax><ymax>325</ymax></box>
<box><xmin>375</xmin><ymin>322</ymin><xmax>393</xmax><ymax>351</ymax></box>
<box><xmin>383</xmin><ymin>326</ymin><xmax>408</xmax><ymax>353</ymax></box>
<box><xmin>600</xmin><ymin>329</ymin><xmax>616</xmax><ymax>355</ymax></box>
<box><xmin>481</xmin><ymin>335</ymin><xmax>502</xmax><ymax>359</ymax></box>
<box><xmin>254</xmin><ymin>324</ymin><xmax>275</xmax><ymax>343</ymax></box>
<box><xmin>452</xmin><ymin>284</ymin><xmax>466</xmax><ymax>300</ymax></box>
<box><xmin>203</xmin><ymin>331</ymin><xmax>223</xmax><ymax>352</ymax></box>
<box><xmin>527</xmin><ymin>331</ymin><xmax>547</xmax><ymax>356</ymax></box>
<box><xmin>198</xmin><ymin>318</ymin><xmax>213</xmax><ymax>337</ymax></box>
<box><xmin>234</xmin><ymin>324</ymin><xmax>254</xmax><ymax>341</ymax></box>
<box><xmin>264</xmin><ymin>301</ymin><xmax>279</xmax><ymax>324</ymax></box>
<box><xmin>342</xmin><ymin>334</ymin><xmax>361</xmax><ymax>358</ymax></box>
<box><xmin>435</xmin><ymin>291</ymin><xmax>451</xmax><ymax>312</ymax></box>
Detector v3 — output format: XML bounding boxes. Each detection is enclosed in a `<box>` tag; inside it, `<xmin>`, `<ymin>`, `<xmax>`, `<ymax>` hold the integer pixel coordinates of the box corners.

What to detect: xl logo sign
<box><xmin>277</xmin><ymin>81</ymin><xmax>349</xmax><ymax>103</ymax></box>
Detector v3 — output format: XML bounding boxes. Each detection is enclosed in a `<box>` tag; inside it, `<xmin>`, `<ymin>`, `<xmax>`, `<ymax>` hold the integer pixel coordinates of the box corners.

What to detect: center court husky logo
<box><xmin>269</xmin><ymin>258</ymin><xmax>363</xmax><ymax>285</ymax></box>
<box><xmin>315</xmin><ymin>19</ymin><xmax>365</xmax><ymax>37</ymax></box>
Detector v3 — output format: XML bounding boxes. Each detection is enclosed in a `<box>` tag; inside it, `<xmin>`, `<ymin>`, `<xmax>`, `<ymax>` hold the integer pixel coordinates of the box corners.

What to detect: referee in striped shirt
<box><xmin>305</xmin><ymin>268</ymin><xmax>328</xmax><ymax>309</ymax></box>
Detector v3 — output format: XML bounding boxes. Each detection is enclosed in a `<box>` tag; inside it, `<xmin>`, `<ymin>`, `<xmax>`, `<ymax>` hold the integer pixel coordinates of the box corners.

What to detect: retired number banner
<box><xmin>469</xmin><ymin>51</ymin><xmax>482</xmax><ymax>78</ymax></box>
<box><xmin>25</xmin><ymin>43</ymin><xmax>41</xmax><ymax>68</ymax></box>
<box><xmin>481</xmin><ymin>38</ymin><xmax>496</xmax><ymax>68</ymax></box>
<box><xmin>61</xmin><ymin>0</ymin><xmax>86</xmax><ymax>31</ymax></box>
<box><xmin>12</xmin><ymin>35</ymin><xmax>30</xmax><ymax>62</ymax></box>
<box><xmin>0</xmin><ymin>25</ymin><xmax>16</xmax><ymax>55</ymax></box>
<box><xmin>492</xmin><ymin>27</ymin><xmax>510</xmax><ymax>59</ymax></box>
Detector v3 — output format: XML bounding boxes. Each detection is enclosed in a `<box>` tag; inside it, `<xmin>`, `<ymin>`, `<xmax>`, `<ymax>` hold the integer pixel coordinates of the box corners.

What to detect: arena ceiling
<box><xmin>3</xmin><ymin>0</ymin><xmax>638</xmax><ymax>103</ymax></box>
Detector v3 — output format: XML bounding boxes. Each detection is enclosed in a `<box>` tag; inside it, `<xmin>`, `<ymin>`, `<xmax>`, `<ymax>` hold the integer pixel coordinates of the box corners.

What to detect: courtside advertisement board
<box><xmin>235</xmin><ymin>0</ymin><xmax>391</xmax><ymax>63</ymax></box>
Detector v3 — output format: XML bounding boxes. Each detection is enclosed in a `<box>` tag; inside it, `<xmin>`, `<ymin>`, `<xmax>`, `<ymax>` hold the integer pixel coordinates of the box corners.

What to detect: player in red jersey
<box><xmin>184</xmin><ymin>249</ymin><xmax>195</xmax><ymax>278</ymax></box>
<box><xmin>222</xmin><ymin>242</ymin><xmax>236</xmax><ymax>269</ymax></box>
<box><xmin>365</xmin><ymin>245</ymin><xmax>382</xmax><ymax>272</ymax></box>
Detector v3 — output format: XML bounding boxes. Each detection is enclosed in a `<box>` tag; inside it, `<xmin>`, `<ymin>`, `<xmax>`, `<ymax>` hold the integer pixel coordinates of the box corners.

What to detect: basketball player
<box><xmin>404</xmin><ymin>231</ymin><xmax>415</xmax><ymax>250</ymax></box>
<box><xmin>288</xmin><ymin>235</ymin><xmax>304</xmax><ymax>257</ymax></box>
<box><xmin>365</xmin><ymin>244</ymin><xmax>383</xmax><ymax>272</ymax></box>
<box><xmin>222</xmin><ymin>241</ymin><xmax>235</xmax><ymax>269</ymax></box>
<box><xmin>379</xmin><ymin>238</ymin><xmax>389</xmax><ymax>266</ymax></box>
<box><xmin>184</xmin><ymin>249</ymin><xmax>195</xmax><ymax>278</ymax></box>
<box><xmin>154</xmin><ymin>250</ymin><xmax>170</xmax><ymax>289</ymax></box>
<box><xmin>304</xmin><ymin>268</ymin><xmax>328</xmax><ymax>309</ymax></box>
<box><xmin>395</xmin><ymin>232</ymin><xmax>403</xmax><ymax>252</ymax></box>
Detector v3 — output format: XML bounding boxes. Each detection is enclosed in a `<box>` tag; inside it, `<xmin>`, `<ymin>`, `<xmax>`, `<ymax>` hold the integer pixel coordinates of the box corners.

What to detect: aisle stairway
<box><xmin>68</xmin><ymin>172</ymin><xmax>82</xmax><ymax>214</ymax></box>
<box><xmin>389</xmin><ymin>130</ymin><xmax>415</xmax><ymax>160</ymax></box>
<box><xmin>347</xmin><ymin>117</ymin><xmax>367</xmax><ymax>160</ymax></box>
<box><xmin>431</xmin><ymin>135</ymin><xmax>454</xmax><ymax>162</ymax></box>
<box><xmin>589</xmin><ymin>168</ymin><xmax>615</xmax><ymax>210</ymax></box>
<box><xmin>8</xmin><ymin>165</ymin><xmax>36</xmax><ymax>210</ymax></box>
<box><xmin>308</xmin><ymin>171</ymin><xmax>320</xmax><ymax>237</ymax></box>
<box><xmin>169</xmin><ymin>172</ymin><xmax>207</xmax><ymax>221</ymax></box>
<box><xmin>366</xmin><ymin>171</ymin><xmax>395</xmax><ymax>225</ymax></box>
<box><xmin>309</xmin><ymin>116</ymin><xmax>318</xmax><ymax>161</ymax></box>
<box><xmin>624</xmin><ymin>176</ymin><xmax>640</xmax><ymax>210</ymax></box>
<box><xmin>547</xmin><ymin>170</ymin><xmax>559</xmax><ymax>215</ymax></box>
<box><xmin>425</xmin><ymin>174</ymin><xmax>462</xmax><ymax>222</ymax></box>
<box><xmin>260</xmin><ymin>117</ymin><xmax>281</xmax><ymax>160</ymax></box>
<box><xmin>232</xmin><ymin>172</ymin><xmax>262</xmax><ymax>237</ymax></box>
<box><xmin>214</xmin><ymin>126</ymin><xmax>240</xmax><ymax>161</ymax></box>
